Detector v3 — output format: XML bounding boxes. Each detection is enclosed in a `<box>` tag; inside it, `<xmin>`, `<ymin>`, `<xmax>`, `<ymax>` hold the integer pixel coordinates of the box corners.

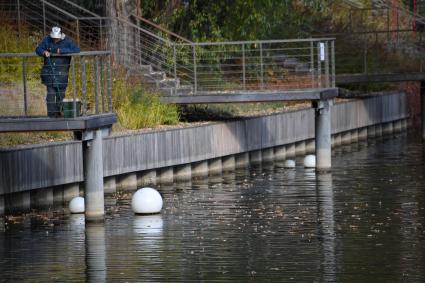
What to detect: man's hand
<box><xmin>43</xmin><ymin>50</ymin><xmax>50</xmax><ymax>57</ymax></box>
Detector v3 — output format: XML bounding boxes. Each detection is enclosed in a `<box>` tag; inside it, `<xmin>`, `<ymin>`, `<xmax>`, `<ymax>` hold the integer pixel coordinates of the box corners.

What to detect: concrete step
<box><xmin>158</xmin><ymin>78</ymin><xmax>180</xmax><ymax>88</ymax></box>
<box><xmin>144</xmin><ymin>71</ymin><xmax>166</xmax><ymax>81</ymax></box>
<box><xmin>140</xmin><ymin>65</ymin><xmax>153</xmax><ymax>74</ymax></box>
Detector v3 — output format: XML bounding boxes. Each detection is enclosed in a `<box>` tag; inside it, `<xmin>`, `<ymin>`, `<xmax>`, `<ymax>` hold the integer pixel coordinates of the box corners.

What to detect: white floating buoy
<box><xmin>69</xmin><ymin>196</ymin><xmax>85</xmax><ymax>214</ymax></box>
<box><xmin>132</xmin><ymin>187</ymin><xmax>163</xmax><ymax>214</ymax></box>
<box><xmin>303</xmin><ymin>154</ymin><xmax>316</xmax><ymax>168</ymax></box>
<box><xmin>284</xmin><ymin>159</ymin><xmax>296</xmax><ymax>168</ymax></box>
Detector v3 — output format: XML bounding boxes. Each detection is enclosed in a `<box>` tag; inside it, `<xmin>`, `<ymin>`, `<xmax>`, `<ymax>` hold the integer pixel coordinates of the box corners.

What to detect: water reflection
<box><xmin>85</xmin><ymin>223</ymin><xmax>106</xmax><ymax>283</ymax></box>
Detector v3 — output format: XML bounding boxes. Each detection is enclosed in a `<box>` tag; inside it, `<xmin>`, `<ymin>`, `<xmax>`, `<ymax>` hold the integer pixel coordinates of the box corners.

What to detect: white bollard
<box><xmin>303</xmin><ymin>155</ymin><xmax>316</xmax><ymax>168</ymax></box>
<box><xmin>69</xmin><ymin>197</ymin><xmax>85</xmax><ymax>214</ymax></box>
<box><xmin>132</xmin><ymin>187</ymin><xmax>163</xmax><ymax>214</ymax></box>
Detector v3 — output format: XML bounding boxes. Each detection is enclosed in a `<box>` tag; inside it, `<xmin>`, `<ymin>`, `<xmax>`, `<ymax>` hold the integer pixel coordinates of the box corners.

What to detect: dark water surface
<box><xmin>1</xmin><ymin>133</ymin><xmax>425</xmax><ymax>282</ymax></box>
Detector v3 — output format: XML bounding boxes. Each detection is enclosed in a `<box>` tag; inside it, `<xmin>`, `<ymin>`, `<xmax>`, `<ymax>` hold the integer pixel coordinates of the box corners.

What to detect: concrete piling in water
<box><xmin>63</xmin><ymin>183</ymin><xmax>80</xmax><ymax>202</ymax></box>
<box><xmin>393</xmin><ymin>120</ymin><xmax>402</xmax><ymax>133</ymax></box>
<box><xmin>341</xmin><ymin>131</ymin><xmax>351</xmax><ymax>145</ymax></box>
<box><xmin>367</xmin><ymin>125</ymin><xmax>376</xmax><ymax>138</ymax></box>
<box><xmin>138</xmin><ymin>170</ymin><xmax>157</xmax><ymax>186</ymax></box>
<box><xmin>350</xmin><ymin>129</ymin><xmax>359</xmax><ymax>143</ymax></box>
<box><xmin>208</xmin><ymin>158</ymin><xmax>223</xmax><ymax>175</ymax></box>
<box><xmin>295</xmin><ymin>141</ymin><xmax>306</xmax><ymax>155</ymax></box>
<box><xmin>250</xmin><ymin>150</ymin><xmax>262</xmax><ymax>165</ymax></box>
<box><xmin>104</xmin><ymin>176</ymin><xmax>117</xmax><ymax>194</ymax></box>
<box><xmin>0</xmin><ymin>195</ymin><xmax>4</xmax><ymax>217</ymax></box>
<box><xmin>83</xmin><ymin>129</ymin><xmax>106</xmax><ymax>222</ymax></box>
<box><xmin>382</xmin><ymin>122</ymin><xmax>393</xmax><ymax>136</ymax></box>
<box><xmin>31</xmin><ymin>188</ymin><xmax>53</xmax><ymax>210</ymax></box>
<box><xmin>5</xmin><ymin>191</ymin><xmax>30</xmax><ymax>214</ymax></box>
<box><xmin>222</xmin><ymin>155</ymin><xmax>236</xmax><ymax>172</ymax></box>
<box><xmin>285</xmin><ymin>144</ymin><xmax>296</xmax><ymax>158</ymax></box>
<box><xmin>334</xmin><ymin>134</ymin><xmax>342</xmax><ymax>147</ymax></box>
<box><xmin>274</xmin><ymin>145</ymin><xmax>286</xmax><ymax>161</ymax></box>
<box><xmin>306</xmin><ymin>139</ymin><xmax>315</xmax><ymax>153</ymax></box>
<box><xmin>159</xmin><ymin>167</ymin><xmax>174</xmax><ymax>184</ymax></box>
<box><xmin>192</xmin><ymin>161</ymin><xmax>209</xmax><ymax>177</ymax></box>
<box><xmin>261</xmin><ymin>148</ymin><xmax>274</xmax><ymax>163</ymax></box>
<box><xmin>358</xmin><ymin>127</ymin><xmax>368</xmax><ymax>140</ymax></box>
<box><xmin>119</xmin><ymin>173</ymin><xmax>138</xmax><ymax>191</ymax></box>
<box><xmin>235</xmin><ymin>152</ymin><xmax>250</xmax><ymax>168</ymax></box>
<box><xmin>375</xmin><ymin>124</ymin><xmax>383</xmax><ymax>137</ymax></box>
<box><xmin>174</xmin><ymin>164</ymin><xmax>192</xmax><ymax>182</ymax></box>
<box><xmin>314</xmin><ymin>99</ymin><xmax>332</xmax><ymax>171</ymax></box>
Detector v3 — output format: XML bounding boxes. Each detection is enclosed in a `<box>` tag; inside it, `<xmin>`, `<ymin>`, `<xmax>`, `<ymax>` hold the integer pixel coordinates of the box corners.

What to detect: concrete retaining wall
<box><xmin>0</xmin><ymin>92</ymin><xmax>408</xmax><ymax>201</ymax></box>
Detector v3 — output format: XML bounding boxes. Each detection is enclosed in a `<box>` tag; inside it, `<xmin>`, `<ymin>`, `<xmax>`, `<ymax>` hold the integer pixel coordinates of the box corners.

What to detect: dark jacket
<box><xmin>35</xmin><ymin>36</ymin><xmax>80</xmax><ymax>88</ymax></box>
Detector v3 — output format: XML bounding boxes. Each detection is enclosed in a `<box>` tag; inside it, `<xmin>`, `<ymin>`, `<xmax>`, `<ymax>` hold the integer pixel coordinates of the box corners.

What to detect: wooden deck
<box><xmin>160</xmin><ymin>88</ymin><xmax>338</xmax><ymax>104</ymax></box>
<box><xmin>0</xmin><ymin>113</ymin><xmax>117</xmax><ymax>132</ymax></box>
<box><xmin>336</xmin><ymin>72</ymin><xmax>425</xmax><ymax>84</ymax></box>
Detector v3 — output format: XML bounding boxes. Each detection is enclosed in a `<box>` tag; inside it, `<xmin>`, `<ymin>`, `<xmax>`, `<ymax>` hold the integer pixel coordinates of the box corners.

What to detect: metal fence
<box><xmin>0</xmin><ymin>51</ymin><xmax>112</xmax><ymax>117</ymax></box>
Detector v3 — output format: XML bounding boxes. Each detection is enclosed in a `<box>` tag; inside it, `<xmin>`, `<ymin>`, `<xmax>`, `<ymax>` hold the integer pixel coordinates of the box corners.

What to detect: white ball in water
<box><xmin>284</xmin><ymin>159</ymin><xmax>296</xmax><ymax>168</ymax></box>
<box><xmin>69</xmin><ymin>197</ymin><xmax>85</xmax><ymax>214</ymax></box>
<box><xmin>303</xmin><ymin>155</ymin><xmax>316</xmax><ymax>168</ymax></box>
<box><xmin>132</xmin><ymin>187</ymin><xmax>163</xmax><ymax>214</ymax></box>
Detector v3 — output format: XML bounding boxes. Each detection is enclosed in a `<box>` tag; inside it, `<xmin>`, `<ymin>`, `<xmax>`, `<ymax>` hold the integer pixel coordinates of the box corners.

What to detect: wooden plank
<box><xmin>336</xmin><ymin>72</ymin><xmax>425</xmax><ymax>84</ymax></box>
<box><xmin>160</xmin><ymin>89</ymin><xmax>338</xmax><ymax>104</ymax></box>
<box><xmin>0</xmin><ymin>113</ymin><xmax>117</xmax><ymax>132</ymax></box>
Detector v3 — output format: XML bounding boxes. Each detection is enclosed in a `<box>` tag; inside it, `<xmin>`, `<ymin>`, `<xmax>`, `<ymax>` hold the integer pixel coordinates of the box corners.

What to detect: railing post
<box><xmin>331</xmin><ymin>40</ymin><xmax>335</xmax><ymax>88</ymax></box>
<box><xmin>42</xmin><ymin>1</ymin><xmax>46</xmax><ymax>35</ymax></box>
<box><xmin>17</xmin><ymin>0</ymin><xmax>21</xmax><ymax>38</ymax></box>
<box><xmin>260</xmin><ymin>42</ymin><xmax>264</xmax><ymax>90</ymax></box>
<box><xmin>94</xmin><ymin>56</ymin><xmax>99</xmax><ymax>114</ymax></box>
<box><xmin>81</xmin><ymin>56</ymin><xmax>87</xmax><ymax>115</ymax></box>
<box><xmin>22</xmin><ymin>57</ymin><xmax>28</xmax><ymax>116</ymax></box>
<box><xmin>100</xmin><ymin>58</ymin><xmax>105</xmax><ymax>112</ymax></box>
<box><xmin>192</xmin><ymin>45</ymin><xmax>197</xmax><ymax>94</ymax></box>
<box><xmin>173</xmin><ymin>43</ymin><xmax>177</xmax><ymax>82</ymax></box>
<box><xmin>325</xmin><ymin>41</ymin><xmax>330</xmax><ymax>88</ymax></box>
<box><xmin>317</xmin><ymin>42</ymin><xmax>322</xmax><ymax>88</ymax></box>
<box><xmin>242</xmin><ymin>44</ymin><xmax>246</xmax><ymax>90</ymax></box>
<box><xmin>99</xmin><ymin>19</ymin><xmax>103</xmax><ymax>50</ymax></box>
<box><xmin>107</xmin><ymin>55</ymin><xmax>112</xmax><ymax>113</ymax></box>
<box><xmin>76</xmin><ymin>19</ymin><xmax>81</xmax><ymax>46</ymax></box>
<box><xmin>363</xmin><ymin>38</ymin><xmax>368</xmax><ymax>74</ymax></box>
<box><xmin>310</xmin><ymin>40</ymin><xmax>315</xmax><ymax>88</ymax></box>
<box><xmin>71</xmin><ymin>58</ymin><xmax>77</xmax><ymax>117</ymax></box>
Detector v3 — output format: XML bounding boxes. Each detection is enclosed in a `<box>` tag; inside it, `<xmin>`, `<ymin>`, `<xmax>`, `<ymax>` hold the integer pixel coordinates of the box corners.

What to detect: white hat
<box><xmin>50</xmin><ymin>26</ymin><xmax>63</xmax><ymax>39</ymax></box>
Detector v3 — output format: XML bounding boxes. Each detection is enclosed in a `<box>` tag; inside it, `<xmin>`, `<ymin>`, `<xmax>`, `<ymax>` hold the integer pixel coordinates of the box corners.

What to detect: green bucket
<box><xmin>62</xmin><ymin>99</ymin><xmax>82</xmax><ymax>118</ymax></box>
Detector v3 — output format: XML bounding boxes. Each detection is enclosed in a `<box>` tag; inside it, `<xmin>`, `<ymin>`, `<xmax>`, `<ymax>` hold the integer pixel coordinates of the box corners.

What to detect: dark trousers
<box><xmin>46</xmin><ymin>86</ymin><xmax>66</xmax><ymax>117</ymax></box>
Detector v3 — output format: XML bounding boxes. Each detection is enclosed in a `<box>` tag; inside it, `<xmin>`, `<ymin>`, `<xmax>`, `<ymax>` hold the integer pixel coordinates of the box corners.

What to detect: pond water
<box><xmin>1</xmin><ymin>133</ymin><xmax>425</xmax><ymax>282</ymax></box>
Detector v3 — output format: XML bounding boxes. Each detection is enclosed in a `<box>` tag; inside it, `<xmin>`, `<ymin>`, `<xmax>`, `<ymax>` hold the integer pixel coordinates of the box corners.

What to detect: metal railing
<box><xmin>0</xmin><ymin>51</ymin><xmax>112</xmax><ymax>117</ymax></box>
<box><xmin>174</xmin><ymin>38</ymin><xmax>336</xmax><ymax>94</ymax></box>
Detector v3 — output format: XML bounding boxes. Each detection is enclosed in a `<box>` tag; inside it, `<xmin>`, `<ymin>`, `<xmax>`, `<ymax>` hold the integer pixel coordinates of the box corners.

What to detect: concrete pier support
<box><xmin>250</xmin><ymin>150</ymin><xmax>262</xmax><ymax>165</ymax></box>
<box><xmin>174</xmin><ymin>164</ymin><xmax>192</xmax><ymax>182</ymax></box>
<box><xmin>393</xmin><ymin>120</ymin><xmax>402</xmax><ymax>133</ymax></box>
<box><xmin>367</xmin><ymin>125</ymin><xmax>376</xmax><ymax>138</ymax></box>
<box><xmin>295</xmin><ymin>141</ymin><xmax>306</xmax><ymax>155</ymax></box>
<box><xmin>261</xmin><ymin>148</ymin><xmax>274</xmax><ymax>163</ymax></box>
<box><xmin>306</xmin><ymin>139</ymin><xmax>315</xmax><ymax>153</ymax></box>
<box><xmin>83</xmin><ymin>129</ymin><xmax>105</xmax><ymax>222</ymax></box>
<box><xmin>0</xmin><ymin>195</ymin><xmax>4</xmax><ymax>216</ymax></box>
<box><xmin>63</xmin><ymin>183</ymin><xmax>80</xmax><ymax>202</ymax></box>
<box><xmin>382</xmin><ymin>122</ymin><xmax>393</xmax><ymax>136</ymax></box>
<box><xmin>285</xmin><ymin>144</ymin><xmax>296</xmax><ymax>158</ymax></box>
<box><xmin>208</xmin><ymin>158</ymin><xmax>223</xmax><ymax>175</ymax></box>
<box><xmin>104</xmin><ymin>176</ymin><xmax>117</xmax><ymax>194</ymax></box>
<box><xmin>118</xmin><ymin>173</ymin><xmax>137</xmax><ymax>191</ymax></box>
<box><xmin>375</xmin><ymin>124</ymin><xmax>383</xmax><ymax>137</ymax></box>
<box><xmin>222</xmin><ymin>156</ymin><xmax>236</xmax><ymax>172</ymax></box>
<box><xmin>138</xmin><ymin>170</ymin><xmax>157</xmax><ymax>186</ymax></box>
<box><xmin>192</xmin><ymin>161</ymin><xmax>209</xmax><ymax>177</ymax></box>
<box><xmin>274</xmin><ymin>145</ymin><xmax>286</xmax><ymax>160</ymax></box>
<box><xmin>358</xmin><ymin>127</ymin><xmax>368</xmax><ymax>140</ymax></box>
<box><xmin>31</xmin><ymin>187</ymin><xmax>53</xmax><ymax>210</ymax></box>
<box><xmin>350</xmin><ymin>129</ymin><xmax>359</xmax><ymax>143</ymax></box>
<box><xmin>341</xmin><ymin>131</ymin><xmax>351</xmax><ymax>145</ymax></box>
<box><xmin>401</xmin><ymin>119</ymin><xmax>408</xmax><ymax>131</ymax></box>
<box><xmin>314</xmin><ymin>99</ymin><xmax>332</xmax><ymax>171</ymax></box>
<box><xmin>5</xmin><ymin>191</ymin><xmax>30</xmax><ymax>214</ymax></box>
<box><xmin>235</xmin><ymin>152</ymin><xmax>250</xmax><ymax>168</ymax></box>
<box><xmin>159</xmin><ymin>167</ymin><xmax>174</xmax><ymax>184</ymax></box>
<box><xmin>334</xmin><ymin>134</ymin><xmax>342</xmax><ymax>147</ymax></box>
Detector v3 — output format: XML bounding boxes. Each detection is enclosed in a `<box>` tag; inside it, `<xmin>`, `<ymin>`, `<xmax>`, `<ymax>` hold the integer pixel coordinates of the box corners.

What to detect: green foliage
<box><xmin>117</xmin><ymin>88</ymin><xmax>179</xmax><ymax>129</ymax></box>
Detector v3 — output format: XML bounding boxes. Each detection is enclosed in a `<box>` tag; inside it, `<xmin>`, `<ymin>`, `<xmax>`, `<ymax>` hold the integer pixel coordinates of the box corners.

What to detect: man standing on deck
<box><xmin>36</xmin><ymin>26</ymin><xmax>80</xmax><ymax>118</ymax></box>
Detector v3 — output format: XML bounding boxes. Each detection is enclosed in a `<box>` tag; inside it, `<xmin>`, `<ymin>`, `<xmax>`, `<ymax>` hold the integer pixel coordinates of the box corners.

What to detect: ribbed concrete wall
<box><xmin>0</xmin><ymin>92</ymin><xmax>408</xmax><ymax>195</ymax></box>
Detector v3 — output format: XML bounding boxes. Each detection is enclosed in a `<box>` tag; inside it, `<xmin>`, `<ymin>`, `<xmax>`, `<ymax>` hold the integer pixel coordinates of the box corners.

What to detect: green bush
<box><xmin>117</xmin><ymin>88</ymin><xmax>179</xmax><ymax>129</ymax></box>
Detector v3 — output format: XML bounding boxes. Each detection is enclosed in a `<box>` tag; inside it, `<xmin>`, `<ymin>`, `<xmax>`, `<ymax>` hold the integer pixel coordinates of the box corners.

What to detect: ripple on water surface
<box><xmin>1</xmin><ymin>134</ymin><xmax>425</xmax><ymax>282</ymax></box>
